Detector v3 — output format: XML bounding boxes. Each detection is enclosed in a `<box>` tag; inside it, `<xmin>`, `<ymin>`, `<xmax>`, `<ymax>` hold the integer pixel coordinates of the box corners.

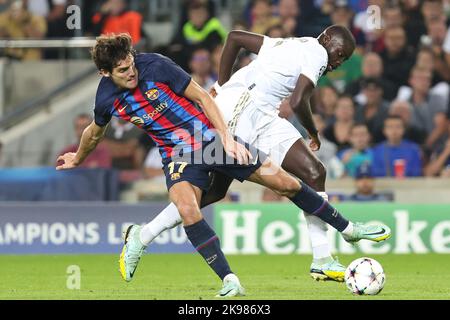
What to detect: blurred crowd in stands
<box><xmin>1</xmin><ymin>0</ymin><xmax>450</xmax><ymax>200</ymax></box>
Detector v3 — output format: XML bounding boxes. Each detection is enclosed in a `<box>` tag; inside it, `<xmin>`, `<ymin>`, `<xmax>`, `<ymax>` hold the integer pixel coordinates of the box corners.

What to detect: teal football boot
<box><xmin>343</xmin><ymin>222</ymin><xmax>391</xmax><ymax>243</ymax></box>
<box><xmin>216</xmin><ymin>274</ymin><xmax>246</xmax><ymax>298</ymax></box>
<box><xmin>310</xmin><ymin>257</ymin><xmax>346</xmax><ymax>282</ymax></box>
<box><xmin>119</xmin><ymin>225</ymin><xmax>146</xmax><ymax>282</ymax></box>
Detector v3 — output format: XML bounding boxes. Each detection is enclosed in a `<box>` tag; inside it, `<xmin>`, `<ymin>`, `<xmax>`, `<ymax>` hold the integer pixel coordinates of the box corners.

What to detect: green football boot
<box><xmin>310</xmin><ymin>258</ymin><xmax>346</xmax><ymax>282</ymax></box>
<box><xmin>119</xmin><ymin>225</ymin><xmax>146</xmax><ymax>282</ymax></box>
<box><xmin>342</xmin><ymin>222</ymin><xmax>391</xmax><ymax>243</ymax></box>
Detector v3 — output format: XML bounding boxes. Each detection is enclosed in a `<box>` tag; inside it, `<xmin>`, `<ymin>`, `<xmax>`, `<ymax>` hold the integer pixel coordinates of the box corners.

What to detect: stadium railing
<box><xmin>0</xmin><ymin>38</ymin><xmax>97</xmax><ymax>129</ymax></box>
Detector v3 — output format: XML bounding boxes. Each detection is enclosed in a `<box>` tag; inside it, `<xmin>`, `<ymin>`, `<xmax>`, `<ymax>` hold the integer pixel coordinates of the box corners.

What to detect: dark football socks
<box><xmin>289</xmin><ymin>181</ymin><xmax>350</xmax><ymax>232</ymax></box>
<box><xmin>184</xmin><ymin>219</ymin><xmax>232</xmax><ymax>280</ymax></box>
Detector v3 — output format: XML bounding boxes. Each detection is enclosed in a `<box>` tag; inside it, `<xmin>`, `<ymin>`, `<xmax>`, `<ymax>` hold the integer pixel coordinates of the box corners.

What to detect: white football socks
<box><xmin>139</xmin><ymin>202</ymin><xmax>182</xmax><ymax>246</ymax></box>
<box><xmin>305</xmin><ymin>192</ymin><xmax>332</xmax><ymax>263</ymax></box>
<box><xmin>341</xmin><ymin>221</ymin><xmax>354</xmax><ymax>237</ymax></box>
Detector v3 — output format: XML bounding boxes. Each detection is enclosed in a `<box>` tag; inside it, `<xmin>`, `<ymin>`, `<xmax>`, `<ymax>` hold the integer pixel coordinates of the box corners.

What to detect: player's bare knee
<box><xmin>316</xmin><ymin>160</ymin><xmax>327</xmax><ymax>180</ymax></box>
<box><xmin>308</xmin><ymin>160</ymin><xmax>327</xmax><ymax>184</ymax></box>
<box><xmin>176</xmin><ymin>202</ymin><xmax>202</xmax><ymax>224</ymax></box>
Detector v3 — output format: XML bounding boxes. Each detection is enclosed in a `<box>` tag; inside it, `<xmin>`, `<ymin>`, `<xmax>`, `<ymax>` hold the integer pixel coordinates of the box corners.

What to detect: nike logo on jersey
<box><xmin>118</xmin><ymin>105</ymin><xmax>127</xmax><ymax>112</ymax></box>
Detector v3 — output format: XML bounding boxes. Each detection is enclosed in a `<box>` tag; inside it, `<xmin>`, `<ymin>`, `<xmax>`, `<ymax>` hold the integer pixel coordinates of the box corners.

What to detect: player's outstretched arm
<box><xmin>56</xmin><ymin>121</ymin><xmax>107</xmax><ymax>170</ymax></box>
<box><xmin>290</xmin><ymin>75</ymin><xmax>321</xmax><ymax>151</ymax></box>
<box><xmin>218</xmin><ymin>30</ymin><xmax>264</xmax><ymax>86</ymax></box>
<box><xmin>184</xmin><ymin>79</ymin><xmax>252</xmax><ymax>165</ymax></box>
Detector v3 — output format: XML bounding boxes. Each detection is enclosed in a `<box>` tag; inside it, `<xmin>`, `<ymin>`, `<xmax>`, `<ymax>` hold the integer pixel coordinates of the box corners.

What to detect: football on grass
<box><xmin>344</xmin><ymin>257</ymin><xmax>385</xmax><ymax>295</ymax></box>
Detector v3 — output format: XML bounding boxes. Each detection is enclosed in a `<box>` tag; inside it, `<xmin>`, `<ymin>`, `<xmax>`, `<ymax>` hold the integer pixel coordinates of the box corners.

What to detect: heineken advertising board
<box><xmin>214</xmin><ymin>204</ymin><xmax>450</xmax><ymax>254</ymax></box>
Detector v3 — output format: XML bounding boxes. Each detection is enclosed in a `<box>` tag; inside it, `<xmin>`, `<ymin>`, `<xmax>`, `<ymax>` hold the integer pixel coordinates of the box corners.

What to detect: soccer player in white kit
<box><xmin>136</xmin><ymin>25</ymin><xmax>358</xmax><ymax>282</ymax></box>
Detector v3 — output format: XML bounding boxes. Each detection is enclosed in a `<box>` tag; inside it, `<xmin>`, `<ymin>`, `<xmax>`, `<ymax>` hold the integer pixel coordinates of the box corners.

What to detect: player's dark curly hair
<box><xmin>90</xmin><ymin>33</ymin><xmax>136</xmax><ymax>73</ymax></box>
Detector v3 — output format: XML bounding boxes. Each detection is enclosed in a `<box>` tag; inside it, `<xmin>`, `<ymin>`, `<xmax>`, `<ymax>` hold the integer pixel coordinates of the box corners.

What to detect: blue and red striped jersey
<box><xmin>94</xmin><ymin>53</ymin><xmax>215</xmax><ymax>160</ymax></box>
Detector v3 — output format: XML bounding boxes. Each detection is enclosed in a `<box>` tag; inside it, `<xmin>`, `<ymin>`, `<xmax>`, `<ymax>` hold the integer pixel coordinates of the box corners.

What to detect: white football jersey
<box><xmin>220</xmin><ymin>36</ymin><xmax>328</xmax><ymax>116</ymax></box>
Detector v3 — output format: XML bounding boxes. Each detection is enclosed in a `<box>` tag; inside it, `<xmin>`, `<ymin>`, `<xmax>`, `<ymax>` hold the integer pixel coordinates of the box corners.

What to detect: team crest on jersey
<box><xmin>171</xmin><ymin>173</ymin><xmax>181</xmax><ymax>181</ymax></box>
<box><xmin>145</xmin><ymin>88</ymin><xmax>159</xmax><ymax>100</ymax></box>
<box><xmin>130</xmin><ymin>116</ymin><xmax>144</xmax><ymax>126</ymax></box>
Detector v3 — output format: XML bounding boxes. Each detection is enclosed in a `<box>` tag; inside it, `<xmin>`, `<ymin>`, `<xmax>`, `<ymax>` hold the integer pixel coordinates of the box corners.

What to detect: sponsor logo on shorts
<box><xmin>319</xmin><ymin>65</ymin><xmax>327</xmax><ymax>77</ymax></box>
<box><xmin>145</xmin><ymin>88</ymin><xmax>159</xmax><ymax>100</ymax></box>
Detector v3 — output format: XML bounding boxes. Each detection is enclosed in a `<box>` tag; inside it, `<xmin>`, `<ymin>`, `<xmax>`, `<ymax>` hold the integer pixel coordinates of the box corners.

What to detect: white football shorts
<box><xmin>215</xmin><ymin>87</ymin><xmax>302</xmax><ymax>167</ymax></box>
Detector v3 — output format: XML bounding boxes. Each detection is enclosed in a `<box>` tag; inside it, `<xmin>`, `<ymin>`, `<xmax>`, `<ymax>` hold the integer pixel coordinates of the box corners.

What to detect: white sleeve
<box><xmin>144</xmin><ymin>148</ymin><xmax>163</xmax><ymax>169</ymax></box>
<box><xmin>443</xmin><ymin>27</ymin><xmax>450</xmax><ymax>54</ymax></box>
<box><xmin>300</xmin><ymin>44</ymin><xmax>328</xmax><ymax>87</ymax></box>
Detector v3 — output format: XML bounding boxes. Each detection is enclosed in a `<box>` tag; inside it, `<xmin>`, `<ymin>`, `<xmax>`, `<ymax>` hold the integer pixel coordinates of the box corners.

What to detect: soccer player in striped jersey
<box><xmin>57</xmin><ymin>33</ymin><xmax>391</xmax><ymax>297</ymax></box>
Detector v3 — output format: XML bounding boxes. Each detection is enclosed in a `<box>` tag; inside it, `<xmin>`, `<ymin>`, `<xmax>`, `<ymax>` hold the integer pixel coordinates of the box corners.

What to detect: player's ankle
<box><xmin>223</xmin><ymin>273</ymin><xmax>240</xmax><ymax>284</ymax></box>
<box><xmin>138</xmin><ymin>227</ymin><xmax>151</xmax><ymax>246</ymax></box>
<box><xmin>341</xmin><ymin>222</ymin><xmax>354</xmax><ymax>236</ymax></box>
<box><xmin>313</xmin><ymin>256</ymin><xmax>334</xmax><ymax>265</ymax></box>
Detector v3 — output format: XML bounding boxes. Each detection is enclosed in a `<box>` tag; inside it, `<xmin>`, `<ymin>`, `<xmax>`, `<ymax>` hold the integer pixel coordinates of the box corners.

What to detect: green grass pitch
<box><xmin>0</xmin><ymin>254</ymin><xmax>449</xmax><ymax>300</ymax></box>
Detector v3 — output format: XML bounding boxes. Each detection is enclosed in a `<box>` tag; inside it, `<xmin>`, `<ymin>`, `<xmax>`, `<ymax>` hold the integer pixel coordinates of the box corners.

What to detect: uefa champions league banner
<box><xmin>0</xmin><ymin>203</ymin><xmax>211</xmax><ymax>254</ymax></box>
<box><xmin>214</xmin><ymin>203</ymin><xmax>450</xmax><ymax>255</ymax></box>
